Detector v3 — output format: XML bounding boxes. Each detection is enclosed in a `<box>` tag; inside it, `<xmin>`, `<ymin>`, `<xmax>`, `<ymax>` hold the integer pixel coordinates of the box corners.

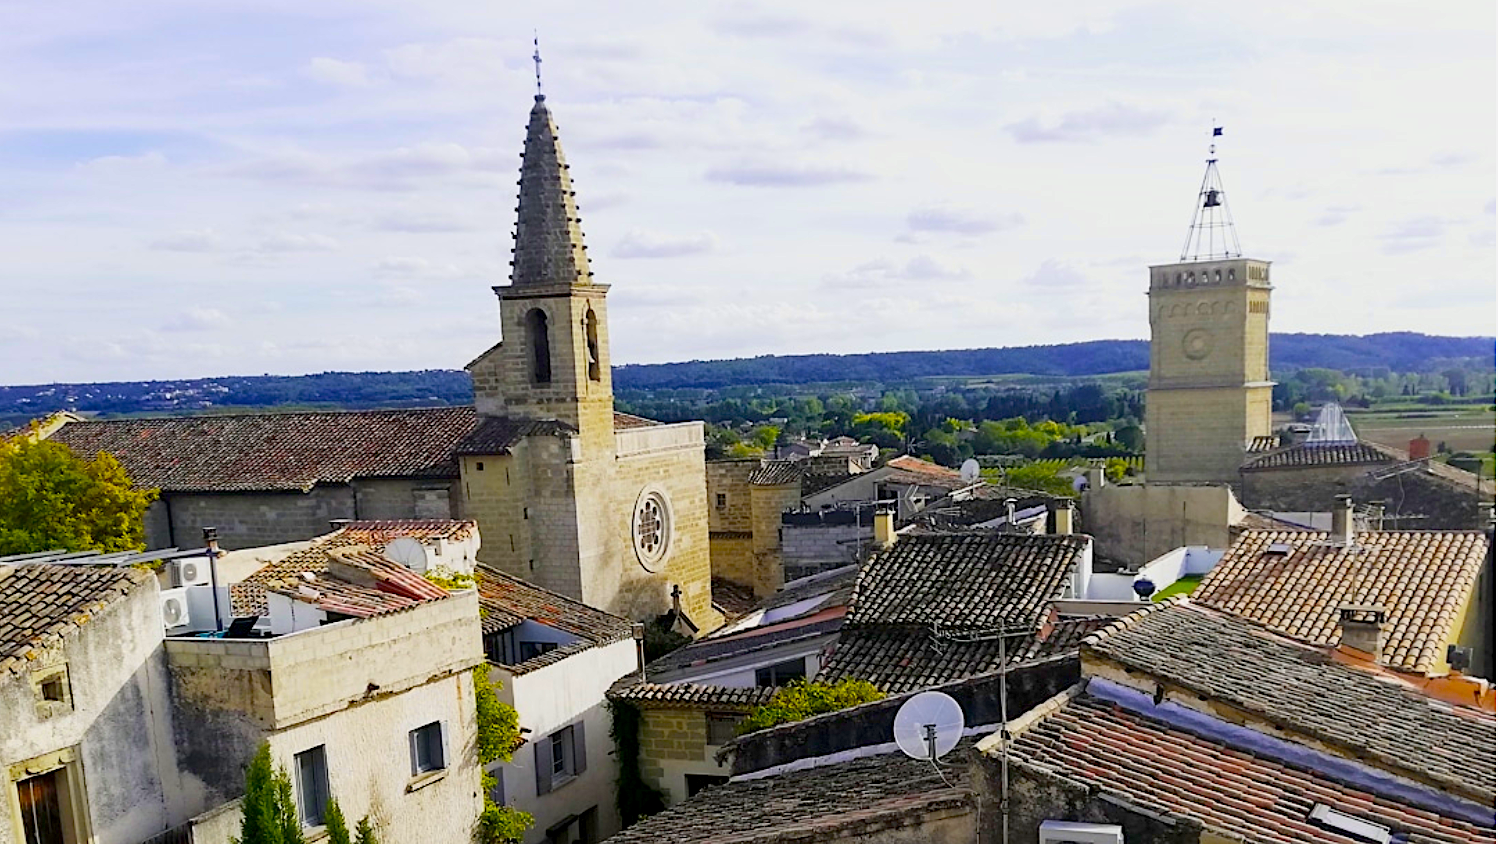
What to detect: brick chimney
<box><xmin>1050</xmin><ymin>500</ymin><xmax>1075</xmax><ymax>535</ymax></box>
<box><xmin>873</xmin><ymin>508</ymin><xmax>897</xmax><ymax>549</ymax></box>
<box><xmin>1331</xmin><ymin>495</ymin><xmax>1354</xmax><ymax>545</ymax></box>
<box><xmin>1408</xmin><ymin>434</ymin><xmax>1432</xmax><ymax>461</ymax></box>
<box><xmin>1337</xmin><ymin>605</ymin><xmax>1386</xmax><ymax>661</ymax></box>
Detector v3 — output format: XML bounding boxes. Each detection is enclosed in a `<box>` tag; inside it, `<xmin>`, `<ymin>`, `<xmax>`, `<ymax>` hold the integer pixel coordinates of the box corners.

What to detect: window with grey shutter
<box><xmin>534</xmin><ymin>735</ymin><xmax>552</xmax><ymax>795</ymax></box>
<box><xmin>572</xmin><ymin>721</ymin><xmax>586</xmax><ymax>774</ymax></box>
<box><xmin>409</xmin><ymin>721</ymin><xmax>445</xmax><ymax>775</ymax></box>
<box><xmin>294</xmin><ymin>745</ymin><xmax>330</xmax><ymax>827</ymax></box>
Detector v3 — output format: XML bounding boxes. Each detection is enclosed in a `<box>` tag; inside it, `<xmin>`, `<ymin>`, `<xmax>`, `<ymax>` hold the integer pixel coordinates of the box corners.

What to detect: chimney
<box><xmin>1331</xmin><ymin>495</ymin><xmax>1354</xmax><ymax>545</ymax></box>
<box><xmin>1004</xmin><ymin>497</ymin><xmax>1017</xmax><ymax>525</ymax></box>
<box><xmin>1408</xmin><ymin>434</ymin><xmax>1432</xmax><ymax>461</ymax></box>
<box><xmin>1365</xmin><ymin>500</ymin><xmax>1385</xmax><ymax>532</ymax></box>
<box><xmin>1084</xmin><ymin>466</ymin><xmax>1105</xmax><ymax>491</ymax></box>
<box><xmin>1337</xmin><ymin>605</ymin><xmax>1386</xmax><ymax>662</ymax></box>
<box><xmin>1051</xmin><ymin>500</ymin><xmax>1075</xmax><ymax>535</ymax></box>
<box><xmin>202</xmin><ymin>526</ymin><xmax>220</xmax><ymax>556</ymax></box>
<box><xmin>873</xmin><ymin>508</ymin><xmax>897</xmax><ymax>549</ymax></box>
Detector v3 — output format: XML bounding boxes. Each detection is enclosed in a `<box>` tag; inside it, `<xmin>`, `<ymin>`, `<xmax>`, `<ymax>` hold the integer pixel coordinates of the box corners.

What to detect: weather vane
<box><xmin>532</xmin><ymin>33</ymin><xmax>544</xmax><ymax>97</ymax></box>
<box><xmin>1208</xmin><ymin>121</ymin><xmax>1222</xmax><ymax>159</ymax></box>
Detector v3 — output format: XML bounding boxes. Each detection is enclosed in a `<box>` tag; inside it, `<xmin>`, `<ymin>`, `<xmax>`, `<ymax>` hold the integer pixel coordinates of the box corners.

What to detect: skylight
<box><xmin>1308</xmin><ymin>804</ymin><xmax>1392</xmax><ymax>843</ymax></box>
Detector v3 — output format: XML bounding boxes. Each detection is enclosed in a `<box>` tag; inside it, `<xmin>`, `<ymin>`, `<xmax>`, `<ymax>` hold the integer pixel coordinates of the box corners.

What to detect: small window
<box><xmin>409</xmin><ymin>722</ymin><xmax>446</xmax><ymax>776</ymax></box>
<box><xmin>705</xmin><ymin>713</ymin><xmax>743</xmax><ymax>746</ymax></box>
<box><xmin>486</xmin><ymin>763</ymin><xmax>506</xmax><ymax>805</ymax></box>
<box><xmin>534</xmin><ymin>723</ymin><xmax>586</xmax><ymax>795</ymax></box>
<box><xmin>295</xmin><ymin>746</ymin><xmax>331</xmax><ymax>827</ymax></box>
<box><xmin>32</xmin><ymin>665</ymin><xmax>72</xmax><ymax>715</ymax></box>
<box><xmin>520</xmin><ymin>640</ymin><xmax>559</xmax><ymax>662</ymax></box>
<box><xmin>476</xmin><ymin>461</ymin><xmax>485</xmax><ymax>471</ymax></box>
<box><xmin>716</xmin><ymin>493</ymin><xmax>727</xmax><ymax>509</ymax></box>
<box><xmin>686</xmin><ymin>774</ymin><xmax>729</xmax><ymax>797</ymax></box>
<box><xmin>754</xmin><ymin>658</ymin><xmax>806</xmax><ymax>688</ymax></box>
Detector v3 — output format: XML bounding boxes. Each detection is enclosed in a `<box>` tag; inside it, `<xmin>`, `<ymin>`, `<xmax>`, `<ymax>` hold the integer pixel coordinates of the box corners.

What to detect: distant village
<box><xmin>2</xmin><ymin>83</ymin><xmax>1495</xmax><ymax>844</ymax></box>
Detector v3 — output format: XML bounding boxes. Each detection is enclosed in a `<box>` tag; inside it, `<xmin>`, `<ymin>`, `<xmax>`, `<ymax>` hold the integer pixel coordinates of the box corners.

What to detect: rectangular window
<box><xmin>534</xmin><ymin>722</ymin><xmax>587</xmax><ymax>795</ymax></box>
<box><xmin>520</xmin><ymin>640</ymin><xmax>559</xmax><ymax>662</ymax></box>
<box><xmin>17</xmin><ymin>769</ymin><xmax>65</xmax><ymax>844</ymax></box>
<box><xmin>485</xmin><ymin>764</ymin><xmax>506</xmax><ymax>806</ymax></box>
<box><xmin>715</xmin><ymin>493</ymin><xmax>727</xmax><ymax>509</ymax></box>
<box><xmin>294</xmin><ymin>746</ymin><xmax>330</xmax><ymax>827</ymax></box>
<box><xmin>754</xmin><ymin>658</ymin><xmax>806</xmax><ymax>688</ymax></box>
<box><xmin>705</xmin><ymin>713</ymin><xmax>743</xmax><ymax>746</ymax></box>
<box><xmin>409</xmin><ymin>722</ymin><xmax>446</xmax><ymax>775</ymax></box>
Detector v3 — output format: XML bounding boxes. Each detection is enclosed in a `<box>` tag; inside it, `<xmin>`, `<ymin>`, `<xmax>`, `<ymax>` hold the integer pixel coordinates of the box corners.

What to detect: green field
<box><xmin>1344</xmin><ymin>404</ymin><xmax>1495</xmax><ymax>454</ymax></box>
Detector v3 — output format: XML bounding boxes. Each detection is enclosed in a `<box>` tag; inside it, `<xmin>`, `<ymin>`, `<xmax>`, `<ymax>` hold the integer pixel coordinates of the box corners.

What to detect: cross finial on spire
<box><xmin>532</xmin><ymin>33</ymin><xmax>544</xmax><ymax>100</ymax></box>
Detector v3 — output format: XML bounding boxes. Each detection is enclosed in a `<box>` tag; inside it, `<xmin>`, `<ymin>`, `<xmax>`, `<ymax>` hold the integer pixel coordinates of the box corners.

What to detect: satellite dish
<box><xmin>960</xmin><ymin>459</ymin><xmax>981</xmax><ymax>482</ymax></box>
<box><xmin>893</xmin><ymin>691</ymin><xmax>965</xmax><ymax>762</ymax></box>
<box><xmin>384</xmin><ymin>537</ymin><xmax>429</xmax><ymax>573</ymax></box>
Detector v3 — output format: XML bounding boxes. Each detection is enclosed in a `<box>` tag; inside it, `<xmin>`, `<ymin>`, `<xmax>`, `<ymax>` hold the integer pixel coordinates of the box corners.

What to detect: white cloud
<box><xmin>907</xmin><ymin>207</ymin><xmax>1025</xmax><ymax>236</ymax></box>
<box><xmin>304</xmin><ymin>57</ymin><xmax>371</xmax><ymax>87</ymax></box>
<box><xmin>706</xmin><ymin>159</ymin><xmax>873</xmax><ymax>187</ymax></box>
<box><xmin>257</xmin><ymin>232</ymin><xmax>339</xmax><ymax>253</ymax></box>
<box><xmin>162</xmin><ymin>307</ymin><xmax>230</xmax><ymax>332</ymax></box>
<box><xmin>1005</xmin><ymin>103</ymin><xmax>1170</xmax><ymax>144</ymax></box>
<box><xmin>822</xmin><ymin>255</ymin><xmax>969</xmax><ymax>288</ymax></box>
<box><xmin>1379</xmin><ymin>217</ymin><xmax>1446</xmax><ymax>254</ymax></box>
<box><xmin>150</xmin><ymin>229</ymin><xmax>223</xmax><ymax>252</ymax></box>
<box><xmin>613</xmin><ymin>230</ymin><xmax>718</xmax><ymax>259</ymax></box>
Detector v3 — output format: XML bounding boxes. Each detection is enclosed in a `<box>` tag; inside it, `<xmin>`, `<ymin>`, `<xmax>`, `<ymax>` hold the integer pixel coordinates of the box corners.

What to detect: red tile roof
<box><xmin>268</xmin><ymin>548</ymin><xmax>449</xmax><ymax>618</ymax></box>
<box><xmin>48</xmin><ymin>407</ymin><xmax>479</xmax><ymax>492</ymax></box>
<box><xmin>334</xmin><ymin>520</ymin><xmax>477</xmax><ymax>544</ymax></box>
<box><xmin>474</xmin><ymin>566</ymin><xmax>633</xmax><ymax>672</ymax></box>
<box><xmin>1009</xmin><ymin>687</ymin><xmax>1495</xmax><ymax>844</ymax></box>
<box><xmin>0</xmin><ymin>564</ymin><xmax>152</xmax><ymax>677</ymax></box>
<box><xmin>1196</xmin><ymin>529</ymin><xmax>1490</xmax><ymax>673</ymax></box>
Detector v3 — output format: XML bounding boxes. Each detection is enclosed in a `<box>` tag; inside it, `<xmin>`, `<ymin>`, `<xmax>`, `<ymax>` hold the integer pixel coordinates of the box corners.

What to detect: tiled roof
<box><xmin>451</xmin><ymin>416</ymin><xmax>574</xmax><ymax>456</ymax></box>
<box><xmin>818</xmin><ymin>533</ymin><xmax>1088</xmax><ymax>691</ymax></box>
<box><xmin>711</xmin><ymin>577</ymin><xmax>757</xmax><ymax>618</ymax></box>
<box><xmin>1195</xmin><ymin>529</ymin><xmax>1489</xmax><ymax>673</ymax></box>
<box><xmin>475</xmin><ymin>564</ymin><xmax>632</xmax><ymax>648</ymax></box>
<box><xmin>1084</xmin><ymin>600</ymin><xmax>1496</xmax><ymax>802</ymax></box>
<box><xmin>1241</xmin><ymin>441</ymin><xmax>1391</xmax><ymax>470</ymax></box>
<box><xmin>647</xmin><ymin>616</ymin><xmax>844</xmax><ymax>677</ymax></box>
<box><xmin>845</xmin><ymin>533</ymin><xmax>1087</xmax><ymax>629</ymax></box>
<box><xmin>334</xmin><ymin>520</ymin><xmax>477</xmax><ymax>544</ymax></box>
<box><xmin>1009</xmin><ymin>684</ymin><xmax>1495</xmax><ymax>844</ymax></box>
<box><xmin>607</xmin><ymin>682</ymin><xmax>776</xmax><ymax>709</ymax></box>
<box><xmin>0</xmin><ymin>564</ymin><xmax>152</xmax><ymax>677</ymax></box>
<box><xmin>906</xmin><ymin>491</ymin><xmax>1054</xmax><ymax>531</ymax></box>
<box><xmin>1248</xmin><ymin>434</ymin><xmax>1280</xmax><ymax>453</ymax></box>
<box><xmin>604</xmin><ymin>745</ymin><xmax>972</xmax><ymax>844</ymax></box>
<box><xmin>748</xmin><ymin>459</ymin><xmax>803</xmax><ymax>486</ymax></box>
<box><xmin>48</xmin><ymin>407</ymin><xmax>479</xmax><ymax>492</ymax></box>
<box><xmin>885</xmin><ymin>454</ymin><xmax>962</xmax><ymax>479</ymax></box>
<box><xmin>267</xmin><ymin>549</ymin><xmax>450</xmax><ymax>619</ymax></box>
<box><xmin>820</xmin><ymin>615</ymin><xmax>1109</xmax><ymax>693</ymax></box>
<box><xmin>613</xmin><ymin>411</ymin><xmax>660</xmax><ymax>430</ymax></box>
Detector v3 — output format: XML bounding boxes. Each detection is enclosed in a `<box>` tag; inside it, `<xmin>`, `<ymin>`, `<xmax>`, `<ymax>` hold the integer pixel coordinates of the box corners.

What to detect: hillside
<box><xmin>1</xmin><ymin>332</ymin><xmax>1489</xmax><ymax>423</ymax></box>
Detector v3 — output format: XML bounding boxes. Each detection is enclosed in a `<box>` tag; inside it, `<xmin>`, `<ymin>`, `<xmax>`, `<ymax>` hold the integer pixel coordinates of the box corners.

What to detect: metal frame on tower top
<box><xmin>1179</xmin><ymin>126</ymin><xmax>1243</xmax><ymax>262</ymax></box>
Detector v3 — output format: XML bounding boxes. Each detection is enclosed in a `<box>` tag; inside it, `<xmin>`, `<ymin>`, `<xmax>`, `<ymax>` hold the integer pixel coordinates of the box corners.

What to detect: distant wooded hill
<box><xmin>611</xmin><ymin>332</ymin><xmax>1496</xmax><ymax>389</ymax></box>
<box><xmin>1</xmin><ymin>332</ymin><xmax>1490</xmax><ymax>422</ymax></box>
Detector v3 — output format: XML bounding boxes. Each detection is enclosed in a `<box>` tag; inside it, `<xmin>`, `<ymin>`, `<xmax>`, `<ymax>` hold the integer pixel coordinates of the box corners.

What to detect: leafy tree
<box><xmin>473</xmin><ymin>663</ymin><xmax>533</xmax><ymax>844</ymax></box>
<box><xmin>1113</xmin><ymin>424</ymin><xmax>1144</xmax><ymax>452</ymax></box>
<box><xmin>737</xmin><ymin>678</ymin><xmax>884</xmax><ymax>735</ymax></box>
<box><xmin>234</xmin><ymin>743</ymin><xmax>304</xmax><ymax>844</ymax></box>
<box><xmin>0</xmin><ymin>434</ymin><xmax>157</xmax><ymax>555</ymax></box>
<box><xmin>1000</xmin><ymin>462</ymin><xmax>1077</xmax><ymax>498</ymax></box>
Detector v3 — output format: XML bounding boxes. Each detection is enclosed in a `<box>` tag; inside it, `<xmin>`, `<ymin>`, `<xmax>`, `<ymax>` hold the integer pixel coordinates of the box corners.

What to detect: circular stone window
<box><xmin>632</xmin><ymin>486</ymin><xmax>674</xmax><ymax>572</ymax></box>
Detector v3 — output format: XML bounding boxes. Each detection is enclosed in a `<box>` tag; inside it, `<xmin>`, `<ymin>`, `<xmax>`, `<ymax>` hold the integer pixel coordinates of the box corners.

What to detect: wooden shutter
<box><xmin>534</xmin><ymin>736</ymin><xmax>552</xmax><ymax>795</ymax></box>
<box><xmin>573</xmin><ymin>721</ymin><xmax>586</xmax><ymax>774</ymax></box>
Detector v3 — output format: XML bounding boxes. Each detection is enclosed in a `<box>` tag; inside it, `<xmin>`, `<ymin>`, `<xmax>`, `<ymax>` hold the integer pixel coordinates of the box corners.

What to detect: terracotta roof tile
<box><xmin>1085</xmin><ymin>600</ymin><xmax>1496</xmax><ymax>802</ymax></box>
<box><xmin>1010</xmin><ymin>688</ymin><xmax>1495</xmax><ymax>844</ymax></box>
<box><xmin>267</xmin><ymin>548</ymin><xmax>450</xmax><ymax>619</ymax></box>
<box><xmin>1242</xmin><ymin>441</ymin><xmax>1391</xmax><ymax>470</ymax></box>
<box><xmin>48</xmin><ymin>407</ymin><xmax>479</xmax><ymax>492</ymax></box>
<box><xmin>613</xmin><ymin>411</ymin><xmax>660</xmax><ymax>430</ymax></box>
<box><xmin>1196</xmin><ymin>529</ymin><xmax>1489</xmax><ymax>673</ymax></box>
<box><xmin>475</xmin><ymin>566</ymin><xmax>632</xmax><ymax>669</ymax></box>
<box><xmin>0</xmin><ymin>564</ymin><xmax>152</xmax><ymax>677</ymax></box>
<box><xmin>335</xmin><ymin>520</ymin><xmax>477</xmax><ymax>544</ymax></box>
<box><xmin>451</xmin><ymin>416</ymin><xmax>574</xmax><ymax>456</ymax></box>
<box><xmin>607</xmin><ymin>682</ymin><xmax>776</xmax><ymax>709</ymax></box>
<box><xmin>748</xmin><ymin>459</ymin><xmax>803</xmax><ymax>486</ymax></box>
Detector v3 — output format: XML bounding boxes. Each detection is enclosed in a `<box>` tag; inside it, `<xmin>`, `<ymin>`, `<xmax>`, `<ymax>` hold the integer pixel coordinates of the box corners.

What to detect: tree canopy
<box><xmin>0</xmin><ymin>434</ymin><xmax>157</xmax><ymax>555</ymax></box>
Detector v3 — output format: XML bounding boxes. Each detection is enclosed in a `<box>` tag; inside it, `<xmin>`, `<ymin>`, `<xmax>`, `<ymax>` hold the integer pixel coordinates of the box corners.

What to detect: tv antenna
<box><xmin>893</xmin><ymin>690</ymin><xmax>965</xmax><ymax>765</ymax></box>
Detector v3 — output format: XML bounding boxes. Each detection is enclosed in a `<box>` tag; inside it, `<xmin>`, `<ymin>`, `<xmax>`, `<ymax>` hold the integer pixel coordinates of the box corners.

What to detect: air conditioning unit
<box><xmin>174</xmin><ymin>556</ymin><xmax>213</xmax><ymax>587</ymax></box>
<box><xmin>160</xmin><ymin>587</ymin><xmax>193</xmax><ymax>631</ymax></box>
<box><xmin>1038</xmin><ymin>820</ymin><xmax>1124</xmax><ymax>844</ymax></box>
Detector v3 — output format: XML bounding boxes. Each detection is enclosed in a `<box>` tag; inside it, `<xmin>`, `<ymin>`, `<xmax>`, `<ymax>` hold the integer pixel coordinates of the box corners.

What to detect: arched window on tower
<box><xmin>526</xmin><ymin>308</ymin><xmax>552</xmax><ymax>384</ymax></box>
<box><xmin>585</xmin><ymin>308</ymin><xmax>601</xmax><ymax>382</ymax></box>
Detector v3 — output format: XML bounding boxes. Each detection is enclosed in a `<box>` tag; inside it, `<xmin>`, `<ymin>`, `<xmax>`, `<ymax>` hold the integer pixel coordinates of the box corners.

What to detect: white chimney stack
<box><xmin>1331</xmin><ymin>495</ymin><xmax>1354</xmax><ymax>545</ymax></box>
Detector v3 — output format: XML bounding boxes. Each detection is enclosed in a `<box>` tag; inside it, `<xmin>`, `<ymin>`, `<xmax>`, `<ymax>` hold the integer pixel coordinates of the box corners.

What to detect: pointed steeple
<box><xmin>1179</xmin><ymin>126</ymin><xmax>1243</xmax><ymax>262</ymax></box>
<box><xmin>511</xmin><ymin>95</ymin><xmax>593</xmax><ymax>287</ymax></box>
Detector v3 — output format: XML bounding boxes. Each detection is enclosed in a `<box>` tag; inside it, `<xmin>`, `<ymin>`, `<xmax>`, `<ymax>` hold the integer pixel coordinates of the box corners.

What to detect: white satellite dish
<box><xmin>384</xmin><ymin>537</ymin><xmax>429</xmax><ymax>573</ymax></box>
<box><xmin>960</xmin><ymin>459</ymin><xmax>981</xmax><ymax>483</ymax></box>
<box><xmin>893</xmin><ymin>691</ymin><xmax>965</xmax><ymax>762</ymax></box>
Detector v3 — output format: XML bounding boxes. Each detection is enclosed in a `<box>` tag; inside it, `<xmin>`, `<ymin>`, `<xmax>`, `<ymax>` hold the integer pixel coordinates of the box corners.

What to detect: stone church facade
<box><xmin>456</xmin><ymin>92</ymin><xmax>717</xmax><ymax>626</ymax></box>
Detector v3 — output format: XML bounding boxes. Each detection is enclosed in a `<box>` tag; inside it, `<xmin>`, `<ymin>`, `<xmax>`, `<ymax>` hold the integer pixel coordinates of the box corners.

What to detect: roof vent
<box><xmin>1308</xmin><ymin>804</ymin><xmax>1391</xmax><ymax>844</ymax></box>
<box><xmin>1264</xmin><ymin>542</ymin><xmax>1294</xmax><ymax>556</ymax></box>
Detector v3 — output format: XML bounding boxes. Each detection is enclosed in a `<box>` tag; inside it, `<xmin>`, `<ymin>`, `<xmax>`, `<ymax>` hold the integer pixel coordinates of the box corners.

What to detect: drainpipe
<box><xmin>204</xmin><ymin>527</ymin><xmax>224</xmax><ymax>634</ymax></box>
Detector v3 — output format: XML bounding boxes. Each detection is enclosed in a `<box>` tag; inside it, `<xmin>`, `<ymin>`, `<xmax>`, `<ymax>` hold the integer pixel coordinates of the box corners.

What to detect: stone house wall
<box><xmin>634</xmin><ymin>705</ymin><xmax>740</xmax><ymax>807</ymax></box>
<box><xmin>0</xmin><ymin>577</ymin><xmax>193</xmax><ymax>844</ymax></box>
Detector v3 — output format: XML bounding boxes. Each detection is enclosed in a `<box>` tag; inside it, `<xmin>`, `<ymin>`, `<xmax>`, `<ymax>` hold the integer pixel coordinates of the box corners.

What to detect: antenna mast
<box><xmin>1179</xmin><ymin>123</ymin><xmax>1243</xmax><ymax>262</ymax></box>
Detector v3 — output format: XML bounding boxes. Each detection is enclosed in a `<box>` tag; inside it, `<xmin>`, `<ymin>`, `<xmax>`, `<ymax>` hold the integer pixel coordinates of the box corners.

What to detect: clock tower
<box><xmin>1145</xmin><ymin>139</ymin><xmax>1274</xmax><ymax>484</ymax></box>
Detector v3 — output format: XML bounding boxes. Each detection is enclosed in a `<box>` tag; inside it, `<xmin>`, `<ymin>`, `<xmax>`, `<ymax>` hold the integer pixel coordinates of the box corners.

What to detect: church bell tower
<box><xmin>1144</xmin><ymin>132</ymin><xmax>1274</xmax><ymax>484</ymax></box>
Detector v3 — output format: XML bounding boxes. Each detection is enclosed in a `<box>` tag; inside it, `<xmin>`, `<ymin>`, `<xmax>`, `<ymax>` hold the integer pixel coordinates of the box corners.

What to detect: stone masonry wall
<box><xmin>161</xmin><ymin>487</ymin><xmax>354</xmax><ymax>551</ymax></box>
<box><xmin>782</xmin><ymin>523</ymin><xmax>869</xmax><ymax>581</ymax></box>
<box><xmin>706</xmin><ymin>460</ymin><xmax>757</xmax><ymax>533</ymax></box>
<box><xmin>748</xmin><ymin>483</ymin><xmax>801</xmax><ymax>596</ymax></box>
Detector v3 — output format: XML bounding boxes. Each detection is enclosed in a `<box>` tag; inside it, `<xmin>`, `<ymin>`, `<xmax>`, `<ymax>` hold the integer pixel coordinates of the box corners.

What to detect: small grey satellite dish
<box><xmin>384</xmin><ymin>537</ymin><xmax>429</xmax><ymax>573</ymax></box>
<box><xmin>960</xmin><ymin>459</ymin><xmax>981</xmax><ymax>483</ymax></box>
<box><xmin>893</xmin><ymin>691</ymin><xmax>965</xmax><ymax>761</ymax></box>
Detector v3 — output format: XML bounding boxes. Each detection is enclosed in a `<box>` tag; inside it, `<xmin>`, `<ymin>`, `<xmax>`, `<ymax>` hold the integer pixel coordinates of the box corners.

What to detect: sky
<box><xmin>0</xmin><ymin>0</ymin><xmax>1493</xmax><ymax>385</ymax></box>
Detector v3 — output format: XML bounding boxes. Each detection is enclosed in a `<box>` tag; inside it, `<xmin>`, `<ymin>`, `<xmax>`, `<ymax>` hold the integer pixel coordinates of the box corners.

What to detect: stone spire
<box><xmin>511</xmin><ymin>95</ymin><xmax>593</xmax><ymax>287</ymax></box>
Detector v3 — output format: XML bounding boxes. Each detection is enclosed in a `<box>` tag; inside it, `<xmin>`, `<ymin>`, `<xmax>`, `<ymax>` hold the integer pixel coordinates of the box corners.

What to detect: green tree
<box><xmin>0</xmin><ymin>434</ymin><xmax>158</xmax><ymax>555</ymax></box>
<box><xmin>234</xmin><ymin>743</ymin><xmax>304</xmax><ymax>844</ymax></box>
<box><xmin>474</xmin><ymin>663</ymin><xmax>534</xmax><ymax>844</ymax></box>
<box><xmin>324</xmin><ymin>800</ymin><xmax>351</xmax><ymax>844</ymax></box>
<box><xmin>737</xmin><ymin>678</ymin><xmax>885</xmax><ymax>735</ymax></box>
<box><xmin>353</xmin><ymin>818</ymin><xmax>378</xmax><ymax>844</ymax></box>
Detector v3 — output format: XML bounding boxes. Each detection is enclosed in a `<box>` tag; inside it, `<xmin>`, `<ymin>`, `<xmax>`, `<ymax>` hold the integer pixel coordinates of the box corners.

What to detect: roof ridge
<box><xmin>476</xmin><ymin>564</ymin><xmax>630</xmax><ymax>623</ymax></box>
<box><xmin>1080</xmin><ymin>596</ymin><xmax>1183</xmax><ymax>649</ymax></box>
<box><xmin>68</xmin><ymin>405</ymin><xmax>475</xmax><ymax>424</ymax></box>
